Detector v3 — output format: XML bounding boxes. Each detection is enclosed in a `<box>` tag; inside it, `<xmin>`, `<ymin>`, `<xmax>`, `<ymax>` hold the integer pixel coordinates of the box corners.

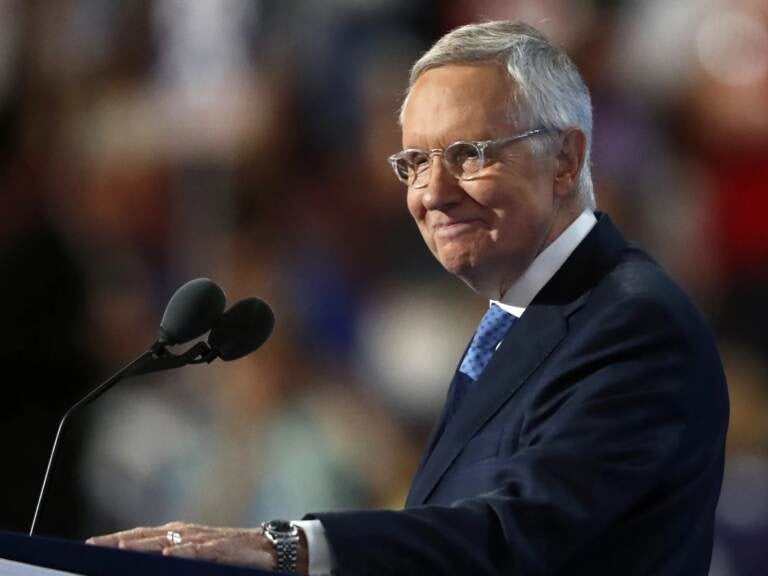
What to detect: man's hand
<box><xmin>86</xmin><ymin>521</ymin><xmax>309</xmax><ymax>574</ymax></box>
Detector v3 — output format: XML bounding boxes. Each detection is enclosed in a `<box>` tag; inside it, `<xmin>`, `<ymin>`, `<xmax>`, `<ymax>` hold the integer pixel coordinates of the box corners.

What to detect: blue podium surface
<box><xmin>0</xmin><ymin>531</ymin><xmax>276</xmax><ymax>576</ymax></box>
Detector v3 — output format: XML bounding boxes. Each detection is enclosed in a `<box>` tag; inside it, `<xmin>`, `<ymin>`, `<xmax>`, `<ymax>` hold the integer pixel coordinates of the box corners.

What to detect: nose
<box><xmin>421</xmin><ymin>155</ymin><xmax>464</xmax><ymax>211</ymax></box>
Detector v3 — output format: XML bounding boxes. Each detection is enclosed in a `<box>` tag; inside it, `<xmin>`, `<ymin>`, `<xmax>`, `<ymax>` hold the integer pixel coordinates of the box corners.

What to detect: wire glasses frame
<box><xmin>387</xmin><ymin>127</ymin><xmax>554</xmax><ymax>188</ymax></box>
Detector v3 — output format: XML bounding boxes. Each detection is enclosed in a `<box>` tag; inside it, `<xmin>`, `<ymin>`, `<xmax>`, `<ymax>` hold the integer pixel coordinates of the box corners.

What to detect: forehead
<box><xmin>402</xmin><ymin>64</ymin><xmax>516</xmax><ymax>145</ymax></box>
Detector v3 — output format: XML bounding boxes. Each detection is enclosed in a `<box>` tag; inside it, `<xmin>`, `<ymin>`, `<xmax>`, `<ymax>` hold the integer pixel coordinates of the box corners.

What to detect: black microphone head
<box><xmin>158</xmin><ymin>278</ymin><xmax>227</xmax><ymax>345</ymax></box>
<box><xmin>208</xmin><ymin>297</ymin><xmax>274</xmax><ymax>361</ymax></box>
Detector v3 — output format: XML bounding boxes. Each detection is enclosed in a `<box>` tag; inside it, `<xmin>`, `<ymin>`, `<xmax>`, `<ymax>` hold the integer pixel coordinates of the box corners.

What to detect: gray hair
<box><xmin>401</xmin><ymin>21</ymin><xmax>595</xmax><ymax>209</ymax></box>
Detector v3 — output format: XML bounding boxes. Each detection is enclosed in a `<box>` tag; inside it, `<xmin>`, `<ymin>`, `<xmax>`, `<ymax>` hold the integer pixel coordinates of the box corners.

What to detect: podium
<box><xmin>0</xmin><ymin>531</ymin><xmax>275</xmax><ymax>576</ymax></box>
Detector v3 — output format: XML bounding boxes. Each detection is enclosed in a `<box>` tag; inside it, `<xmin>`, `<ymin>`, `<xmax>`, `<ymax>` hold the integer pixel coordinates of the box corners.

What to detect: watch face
<box><xmin>265</xmin><ymin>520</ymin><xmax>293</xmax><ymax>535</ymax></box>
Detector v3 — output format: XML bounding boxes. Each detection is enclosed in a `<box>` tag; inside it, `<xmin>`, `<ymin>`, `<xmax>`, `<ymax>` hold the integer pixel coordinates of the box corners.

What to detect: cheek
<box><xmin>489</xmin><ymin>204</ymin><xmax>553</xmax><ymax>264</ymax></box>
<box><xmin>406</xmin><ymin>190</ymin><xmax>435</xmax><ymax>246</ymax></box>
<box><xmin>480</xmin><ymin>175</ymin><xmax>552</xmax><ymax>229</ymax></box>
<box><xmin>406</xmin><ymin>190</ymin><xmax>425</xmax><ymax>222</ymax></box>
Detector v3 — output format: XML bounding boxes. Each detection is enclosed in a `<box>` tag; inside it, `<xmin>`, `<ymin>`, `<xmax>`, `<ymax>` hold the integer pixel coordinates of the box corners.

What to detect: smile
<box><xmin>434</xmin><ymin>220</ymin><xmax>483</xmax><ymax>239</ymax></box>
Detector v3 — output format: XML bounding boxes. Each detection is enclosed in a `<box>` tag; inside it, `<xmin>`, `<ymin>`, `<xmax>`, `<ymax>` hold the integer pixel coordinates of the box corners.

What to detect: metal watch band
<box><xmin>261</xmin><ymin>520</ymin><xmax>300</xmax><ymax>573</ymax></box>
<box><xmin>275</xmin><ymin>536</ymin><xmax>298</xmax><ymax>572</ymax></box>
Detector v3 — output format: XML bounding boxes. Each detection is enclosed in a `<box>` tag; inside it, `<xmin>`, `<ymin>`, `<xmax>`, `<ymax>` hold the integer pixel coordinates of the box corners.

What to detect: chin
<box><xmin>438</xmin><ymin>249</ymin><xmax>526</xmax><ymax>299</ymax></box>
<box><xmin>436</xmin><ymin>246</ymin><xmax>468</xmax><ymax>270</ymax></box>
<box><xmin>438</xmin><ymin>251</ymin><xmax>483</xmax><ymax>282</ymax></box>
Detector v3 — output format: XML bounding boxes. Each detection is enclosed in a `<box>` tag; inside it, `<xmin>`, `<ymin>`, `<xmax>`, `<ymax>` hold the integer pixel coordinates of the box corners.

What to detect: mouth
<box><xmin>433</xmin><ymin>219</ymin><xmax>483</xmax><ymax>239</ymax></box>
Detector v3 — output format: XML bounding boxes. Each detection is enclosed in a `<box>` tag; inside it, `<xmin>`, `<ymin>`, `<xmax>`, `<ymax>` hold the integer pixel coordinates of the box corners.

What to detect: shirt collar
<box><xmin>491</xmin><ymin>209</ymin><xmax>597</xmax><ymax>318</ymax></box>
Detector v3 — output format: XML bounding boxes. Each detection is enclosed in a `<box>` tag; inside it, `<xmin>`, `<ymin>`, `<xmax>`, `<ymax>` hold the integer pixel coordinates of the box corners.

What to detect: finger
<box><xmin>163</xmin><ymin>543</ymin><xmax>199</xmax><ymax>560</ymax></box>
<box><xmin>165</xmin><ymin>531</ymin><xmax>235</xmax><ymax>545</ymax></box>
<box><xmin>87</xmin><ymin>526</ymin><xmax>166</xmax><ymax>547</ymax></box>
<box><xmin>163</xmin><ymin>536</ymin><xmax>274</xmax><ymax>569</ymax></box>
<box><xmin>155</xmin><ymin>528</ymin><xmax>263</xmax><ymax>556</ymax></box>
<box><xmin>159</xmin><ymin>522</ymin><xmax>236</xmax><ymax>538</ymax></box>
<box><xmin>160</xmin><ymin>521</ymin><xmax>209</xmax><ymax>532</ymax></box>
<box><xmin>117</xmin><ymin>535</ymin><xmax>170</xmax><ymax>553</ymax></box>
<box><xmin>167</xmin><ymin>526</ymin><xmax>247</xmax><ymax>543</ymax></box>
<box><xmin>86</xmin><ymin>522</ymin><xmax>233</xmax><ymax>548</ymax></box>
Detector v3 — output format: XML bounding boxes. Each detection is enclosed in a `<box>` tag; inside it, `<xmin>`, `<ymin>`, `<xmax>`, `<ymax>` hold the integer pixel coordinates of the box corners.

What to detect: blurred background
<box><xmin>1</xmin><ymin>1</ymin><xmax>766</xmax><ymax>574</ymax></box>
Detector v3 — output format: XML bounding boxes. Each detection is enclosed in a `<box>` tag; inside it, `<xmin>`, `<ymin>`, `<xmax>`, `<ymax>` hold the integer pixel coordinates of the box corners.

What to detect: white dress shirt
<box><xmin>494</xmin><ymin>209</ymin><xmax>596</xmax><ymax>318</ymax></box>
<box><xmin>293</xmin><ymin>209</ymin><xmax>597</xmax><ymax>575</ymax></box>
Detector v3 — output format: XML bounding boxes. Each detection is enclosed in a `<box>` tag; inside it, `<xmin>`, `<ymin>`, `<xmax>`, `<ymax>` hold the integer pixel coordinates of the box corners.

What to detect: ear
<box><xmin>553</xmin><ymin>129</ymin><xmax>587</xmax><ymax>199</ymax></box>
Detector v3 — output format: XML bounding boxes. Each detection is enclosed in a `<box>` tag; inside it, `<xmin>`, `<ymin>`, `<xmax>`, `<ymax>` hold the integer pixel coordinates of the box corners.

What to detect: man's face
<box><xmin>401</xmin><ymin>64</ymin><xmax>565</xmax><ymax>297</ymax></box>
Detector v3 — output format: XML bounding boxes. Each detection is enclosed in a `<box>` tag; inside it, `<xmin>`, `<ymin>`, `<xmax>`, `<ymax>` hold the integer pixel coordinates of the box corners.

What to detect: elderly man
<box><xmin>89</xmin><ymin>21</ymin><xmax>728</xmax><ymax>575</ymax></box>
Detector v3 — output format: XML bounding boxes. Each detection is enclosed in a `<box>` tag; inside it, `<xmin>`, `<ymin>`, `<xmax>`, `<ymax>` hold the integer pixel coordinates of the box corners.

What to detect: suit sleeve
<box><xmin>305</xmin><ymin>294</ymin><xmax>729</xmax><ymax>575</ymax></box>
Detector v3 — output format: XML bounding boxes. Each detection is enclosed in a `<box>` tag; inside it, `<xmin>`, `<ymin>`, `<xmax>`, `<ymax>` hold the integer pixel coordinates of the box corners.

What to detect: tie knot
<box><xmin>474</xmin><ymin>304</ymin><xmax>516</xmax><ymax>352</ymax></box>
<box><xmin>458</xmin><ymin>304</ymin><xmax>516</xmax><ymax>381</ymax></box>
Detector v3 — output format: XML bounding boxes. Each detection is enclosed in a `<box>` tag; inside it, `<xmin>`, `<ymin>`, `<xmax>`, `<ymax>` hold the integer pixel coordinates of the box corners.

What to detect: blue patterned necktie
<box><xmin>445</xmin><ymin>304</ymin><xmax>517</xmax><ymax>420</ymax></box>
<box><xmin>459</xmin><ymin>304</ymin><xmax>517</xmax><ymax>380</ymax></box>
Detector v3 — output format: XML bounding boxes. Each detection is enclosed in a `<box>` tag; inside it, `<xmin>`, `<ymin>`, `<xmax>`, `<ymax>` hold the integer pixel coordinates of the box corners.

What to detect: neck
<box><xmin>465</xmin><ymin>199</ymin><xmax>586</xmax><ymax>300</ymax></box>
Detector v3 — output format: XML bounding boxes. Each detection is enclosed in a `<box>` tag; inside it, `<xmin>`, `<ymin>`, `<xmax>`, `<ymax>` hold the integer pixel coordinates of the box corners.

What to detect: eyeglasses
<box><xmin>387</xmin><ymin>128</ymin><xmax>554</xmax><ymax>188</ymax></box>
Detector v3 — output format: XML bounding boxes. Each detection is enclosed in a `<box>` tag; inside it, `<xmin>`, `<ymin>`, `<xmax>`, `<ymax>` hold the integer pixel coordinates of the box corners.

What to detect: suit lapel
<box><xmin>405</xmin><ymin>213</ymin><xmax>628</xmax><ymax>507</ymax></box>
<box><xmin>407</xmin><ymin>367</ymin><xmax>466</xmax><ymax>488</ymax></box>
<box><xmin>406</xmin><ymin>303</ymin><xmax>567</xmax><ymax>506</ymax></box>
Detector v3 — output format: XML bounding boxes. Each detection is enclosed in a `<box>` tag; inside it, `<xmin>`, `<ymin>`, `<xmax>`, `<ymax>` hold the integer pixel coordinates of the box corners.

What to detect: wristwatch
<box><xmin>261</xmin><ymin>519</ymin><xmax>300</xmax><ymax>573</ymax></box>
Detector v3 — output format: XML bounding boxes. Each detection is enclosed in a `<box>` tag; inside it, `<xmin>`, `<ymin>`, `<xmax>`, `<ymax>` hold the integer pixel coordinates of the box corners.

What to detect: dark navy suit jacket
<box><xmin>308</xmin><ymin>214</ymin><xmax>729</xmax><ymax>575</ymax></box>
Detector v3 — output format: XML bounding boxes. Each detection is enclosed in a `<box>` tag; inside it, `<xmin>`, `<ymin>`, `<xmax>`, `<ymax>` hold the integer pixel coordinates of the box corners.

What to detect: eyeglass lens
<box><xmin>394</xmin><ymin>142</ymin><xmax>483</xmax><ymax>186</ymax></box>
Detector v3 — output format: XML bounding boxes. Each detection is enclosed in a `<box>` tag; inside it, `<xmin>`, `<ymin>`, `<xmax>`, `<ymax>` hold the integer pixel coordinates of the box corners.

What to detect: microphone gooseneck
<box><xmin>29</xmin><ymin>351</ymin><xmax>155</xmax><ymax>536</ymax></box>
<box><xmin>30</xmin><ymin>278</ymin><xmax>227</xmax><ymax>536</ymax></box>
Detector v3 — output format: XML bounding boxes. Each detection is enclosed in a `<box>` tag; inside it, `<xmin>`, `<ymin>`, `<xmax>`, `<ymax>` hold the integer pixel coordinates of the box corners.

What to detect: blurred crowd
<box><xmin>1</xmin><ymin>1</ymin><xmax>767</xmax><ymax>574</ymax></box>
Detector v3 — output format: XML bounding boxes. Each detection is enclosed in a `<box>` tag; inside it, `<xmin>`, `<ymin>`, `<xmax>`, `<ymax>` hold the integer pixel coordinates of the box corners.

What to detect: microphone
<box><xmin>158</xmin><ymin>278</ymin><xmax>226</xmax><ymax>346</ymax></box>
<box><xmin>207</xmin><ymin>297</ymin><xmax>275</xmax><ymax>361</ymax></box>
<box><xmin>29</xmin><ymin>278</ymin><xmax>226</xmax><ymax>535</ymax></box>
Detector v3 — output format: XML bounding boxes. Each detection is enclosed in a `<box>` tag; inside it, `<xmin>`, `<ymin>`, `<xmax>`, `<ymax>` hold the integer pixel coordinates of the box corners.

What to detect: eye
<box><xmin>403</xmin><ymin>150</ymin><xmax>431</xmax><ymax>173</ymax></box>
<box><xmin>445</xmin><ymin>142</ymin><xmax>482</xmax><ymax>175</ymax></box>
<box><xmin>393</xmin><ymin>158</ymin><xmax>411</xmax><ymax>180</ymax></box>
